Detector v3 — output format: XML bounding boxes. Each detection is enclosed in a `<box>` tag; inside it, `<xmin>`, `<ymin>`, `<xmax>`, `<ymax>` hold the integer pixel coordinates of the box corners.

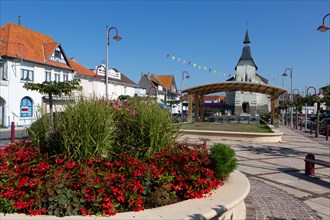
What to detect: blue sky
<box><xmin>1</xmin><ymin>0</ymin><xmax>329</xmax><ymax>95</ymax></box>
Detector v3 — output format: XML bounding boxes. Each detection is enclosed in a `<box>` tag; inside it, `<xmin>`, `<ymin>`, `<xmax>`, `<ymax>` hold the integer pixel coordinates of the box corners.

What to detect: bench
<box><xmin>304</xmin><ymin>153</ymin><xmax>330</xmax><ymax>176</ymax></box>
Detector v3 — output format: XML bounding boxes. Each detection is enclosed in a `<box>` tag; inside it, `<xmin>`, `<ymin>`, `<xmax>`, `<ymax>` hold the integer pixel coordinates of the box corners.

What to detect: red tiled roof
<box><xmin>69</xmin><ymin>58</ymin><xmax>96</xmax><ymax>76</ymax></box>
<box><xmin>153</xmin><ymin>75</ymin><xmax>174</xmax><ymax>89</ymax></box>
<box><xmin>0</xmin><ymin>22</ymin><xmax>73</xmax><ymax>70</ymax></box>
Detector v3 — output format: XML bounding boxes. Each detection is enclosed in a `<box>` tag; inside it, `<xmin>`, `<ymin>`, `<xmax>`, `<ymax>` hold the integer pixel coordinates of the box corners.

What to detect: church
<box><xmin>225</xmin><ymin>31</ymin><xmax>270</xmax><ymax>115</ymax></box>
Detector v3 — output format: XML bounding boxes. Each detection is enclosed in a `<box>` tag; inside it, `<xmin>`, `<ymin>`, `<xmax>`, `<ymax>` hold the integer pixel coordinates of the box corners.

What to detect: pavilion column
<box><xmin>200</xmin><ymin>94</ymin><xmax>204</xmax><ymax>122</ymax></box>
<box><xmin>194</xmin><ymin>93</ymin><xmax>200</xmax><ymax>122</ymax></box>
<box><xmin>270</xmin><ymin>95</ymin><xmax>280</xmax><ymax>127</ymax></box>
<box><xmin>187</xmin><ymin>94</ymin><xmax>193</xmax><ymax>122</ymax></box>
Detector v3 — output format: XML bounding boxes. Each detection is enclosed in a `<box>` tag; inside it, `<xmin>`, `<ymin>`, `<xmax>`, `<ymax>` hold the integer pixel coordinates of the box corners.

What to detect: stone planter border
<box><xmin>180</xmin><ymin>128</ymin><xmax>283</xmax><ymax>143</ymax></box>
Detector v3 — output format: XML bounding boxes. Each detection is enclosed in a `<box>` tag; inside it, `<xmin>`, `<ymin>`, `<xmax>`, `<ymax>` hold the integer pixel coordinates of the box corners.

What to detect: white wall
<box><xmin>0</xmin><ymin>60</ymin><xmax>73</xmax><ymax>126</ymax></box>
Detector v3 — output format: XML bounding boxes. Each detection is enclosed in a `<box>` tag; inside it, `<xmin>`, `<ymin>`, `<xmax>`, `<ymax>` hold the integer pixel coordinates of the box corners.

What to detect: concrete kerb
<box><xmin>180</xmin><ymin>128</ymin><xmax>283</xmax><ymax>143</ymax></box>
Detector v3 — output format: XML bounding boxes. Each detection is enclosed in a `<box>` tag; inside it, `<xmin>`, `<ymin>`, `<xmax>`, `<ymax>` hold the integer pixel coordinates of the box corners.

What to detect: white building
<box><xmin>75</xmin><ymin>64</ymin><xmax>145</xmax><ymax>100</ymax></box>
<box><xmin>0</xmin><ymin>22</ymin><xmax>75</xmax><ymax>127</ymax></box>
<box><xmin>0</xmin><ymin>22</ymin><xmax>144</xmax><ymax>127</ymax></box>
<box><xmin>226</xmin><ymin>31</ymin><xmax>270</xmax><ymax>115</ymax></box>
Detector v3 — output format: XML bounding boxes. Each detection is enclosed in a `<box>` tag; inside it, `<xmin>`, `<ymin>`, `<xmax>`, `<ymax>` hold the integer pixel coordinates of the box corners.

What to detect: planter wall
<box><xmin>180</xmin><ymin>129</ymin><xmax>283</xmax><ymax>143</ymax></box>
<box><xmin>0</xmin><ymin>170</ymin><xmax>250</xmax><ymax>220</ymax></box>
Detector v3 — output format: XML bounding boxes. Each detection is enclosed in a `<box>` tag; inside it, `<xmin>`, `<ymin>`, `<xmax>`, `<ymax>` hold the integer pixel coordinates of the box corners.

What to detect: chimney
<box><xmin>18</xmin><ymin>16</ymin><xmax>21</xmax><ymax>25</ymax></box>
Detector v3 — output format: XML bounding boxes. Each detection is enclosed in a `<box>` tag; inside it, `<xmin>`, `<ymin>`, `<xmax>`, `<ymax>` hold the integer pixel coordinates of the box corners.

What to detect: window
<box><xmin>63</xmin><ymin>74</ymin><xmax>69</xmax><ymax>82</ymax></box>
<box><xmin>55</xmin><ymin>73</ymin><xmax>60</xmax><ymax>82</ymax></box>
<box><xmin>20</xmin><ymin>97</ymin><xmax>33</xmax><ymax>118</ymax></box>
<box><xmin>20</xmin><ymin>69</ymin><xmax>34</xmax><ymax>82</ymax></box>
<box><xmin>45</xmin><ymin>71</ymin><xmax>51</xmax><ymax>82</ymax></box>
<box><xmin>54</xmin><ymin>50</ymin><xmax>61</xmax><ymax>58</ymax></box>
<box><xmin>0</xmin><ymin>62</ymin><xmax>8</xmax><ymax>80</ymax></box>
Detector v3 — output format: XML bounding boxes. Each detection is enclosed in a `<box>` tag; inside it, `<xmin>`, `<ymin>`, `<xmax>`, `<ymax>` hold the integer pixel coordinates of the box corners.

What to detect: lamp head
<box><xmin>282</xmin><ymin>73</ymin><xmax>288</xmax><ymax>77</ymax></box>
<box><xmin>186</xmin><ymin>75</ymin><xmax>190</xmax><ymax>79</ymax></box>
<box><xmin>113</xmin><ymin>35</ymin><xmax>122</xmax><ymax>41</ymax></box>
<box><xmin>317</xmin><ymin>25</ymin><xmax>329</xmax><ymax>32</ymax></box>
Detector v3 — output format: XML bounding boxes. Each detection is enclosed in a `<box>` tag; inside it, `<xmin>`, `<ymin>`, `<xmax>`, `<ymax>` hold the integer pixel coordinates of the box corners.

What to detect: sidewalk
<box><xmin>213</xmin><ymin>125</ymin><xmax>329</xmax><ymax>219</ymax></box>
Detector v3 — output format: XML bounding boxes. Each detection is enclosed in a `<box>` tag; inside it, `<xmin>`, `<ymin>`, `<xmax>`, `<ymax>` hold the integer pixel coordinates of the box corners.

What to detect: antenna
<box><xmin>245</xmin><ymin>21</ymin><xmax>249</xmax><ymax>30</ymax></box>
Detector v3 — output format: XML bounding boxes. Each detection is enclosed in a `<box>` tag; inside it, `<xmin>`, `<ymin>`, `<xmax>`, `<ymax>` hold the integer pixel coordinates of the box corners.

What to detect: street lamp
<box><xmin>305</xmin><ymin>86</ymin><xmax>317</xmax><ymax>131</ymax></box>
<box><xmin>181</xmin><ymin>71</ymin><xmax>190</xmax><ymax>119</ymax></box>
<box><xmin>105</xmin><ymin>26</ymin><xmax>122</xmax><ymax>99</ymax></box>
<box><xmin>283</xmin><ymin>67</ymin><xmax>293</xmax><ymax>127</ymax></box>
<box><xmin>317</xmin><ymin>13</ymin><xmax>330</xmax><ymax>32</ymax></box>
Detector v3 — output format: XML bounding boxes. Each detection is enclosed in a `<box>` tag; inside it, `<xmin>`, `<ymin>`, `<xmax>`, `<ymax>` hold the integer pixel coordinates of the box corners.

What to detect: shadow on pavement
<box><xmin>278</xmin><ymin>168</ymin><xmax>330</xmax><ymax>189</ymax></box>
<box><xmin>235</xmin><ymin>144</ymin><xmax>306</xmax><ymax>157</ymax></box>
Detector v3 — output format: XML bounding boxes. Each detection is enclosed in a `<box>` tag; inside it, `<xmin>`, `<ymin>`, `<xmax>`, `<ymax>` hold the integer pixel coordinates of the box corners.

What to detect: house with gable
<box><xmin>0</xmin><ymin>22</ymin><xmax>76</xmax><ymax>126</ymax></box>
<box><xmin>85</xmin><ymin>66</ymin><xmax>145</xmax><ymax>100</ymax></box>
<box><xmin>138</xmin><ymin>73</ymin><xmax>179</xmax><ymax>112</ymax></box>
<box><xmin>0</xmin><ymin>22</ymin><xmax>143</xmax><ymax>127</ymax></box>
<box><xmin>225</xmin><ymin>31</ymin><xmax>270</xmax><ymax>115</ymax></box>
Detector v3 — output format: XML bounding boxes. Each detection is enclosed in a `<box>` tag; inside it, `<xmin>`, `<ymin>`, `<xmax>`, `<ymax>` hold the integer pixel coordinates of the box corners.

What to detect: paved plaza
<box><xmin>202</xmin><ymin>125</ymin><xmax>330</xmax><ymax>220</ymax></box>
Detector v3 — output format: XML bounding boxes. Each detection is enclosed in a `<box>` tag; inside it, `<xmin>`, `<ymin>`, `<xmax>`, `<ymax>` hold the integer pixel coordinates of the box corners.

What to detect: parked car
<box><xmin>319</xmin><ymin>118</ymin><xmax>330</xmax><ymax>134</ymax></box>
<box><xmin>171</xmin><ymin>113</ymin><xmax>187</xmax><ymax>123</ymax></box>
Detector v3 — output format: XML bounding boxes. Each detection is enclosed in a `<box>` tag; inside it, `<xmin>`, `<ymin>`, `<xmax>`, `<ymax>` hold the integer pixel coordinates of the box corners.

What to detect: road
<box><xmin>0</xmin><ymin>127</ymin><xmax>29</xmax><ymax>147</ymax></box>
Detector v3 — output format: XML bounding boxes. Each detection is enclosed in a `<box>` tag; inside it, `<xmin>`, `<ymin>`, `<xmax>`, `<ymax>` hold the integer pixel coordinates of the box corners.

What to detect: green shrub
<box><xmin>113</xmin><ymin>97</ymin><xmax>180</xmax><ymax>158</ymax></box>
<box><xmin>209</xmin><ymin>143</ymin><xmax>237</xmax><ymax>180</ymax></box>
<box><xmin>28</xmin><ymin>112</ymin><xmax>63</xmax><ymax>155</ymax></box>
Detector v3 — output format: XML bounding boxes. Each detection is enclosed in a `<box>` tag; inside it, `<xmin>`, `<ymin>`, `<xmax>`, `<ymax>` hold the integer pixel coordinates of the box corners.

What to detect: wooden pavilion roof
<box><xmin>182</xmin><ymin>81</ymin><xmax>287</xmax><ymax>98</ymax></box>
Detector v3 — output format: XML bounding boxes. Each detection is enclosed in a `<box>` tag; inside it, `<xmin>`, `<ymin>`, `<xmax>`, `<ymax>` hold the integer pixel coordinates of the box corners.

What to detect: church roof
<box><xmin>235</xmin><ymin>30</ymin><xmax>258</xmax><ymax>70</ymax></box>
<box><xmin>226</xmin><ymin>73</ymin><xmax>268</xmax><ymax>84</ymax></box>
<box><xmin>243</xmin><ymin>30</ymin><xmax>251</xmax><ymax>44</ymax></box>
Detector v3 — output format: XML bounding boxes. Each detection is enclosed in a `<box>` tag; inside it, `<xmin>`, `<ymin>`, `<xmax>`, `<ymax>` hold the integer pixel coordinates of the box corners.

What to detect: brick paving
<box><xmin>245</xmin><ymin>178</ymin><xmax>320</xmax><ymax>220</ymax></box>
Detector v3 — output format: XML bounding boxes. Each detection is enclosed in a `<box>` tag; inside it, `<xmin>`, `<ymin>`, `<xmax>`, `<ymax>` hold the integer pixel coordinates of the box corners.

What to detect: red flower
<box><xmin>65</xmin><ymin>161</ymin><xmax>76</xmax><ymax>169</ymax></box>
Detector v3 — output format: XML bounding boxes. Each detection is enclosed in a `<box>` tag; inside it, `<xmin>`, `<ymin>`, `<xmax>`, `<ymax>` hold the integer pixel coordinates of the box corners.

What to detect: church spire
<box><xmin>243</xmin><ymin>30</ymin><xmax>250</xmax><ymax>44</ymax></box>
<box><xmin>235</xmin><ymin>30</ymin><xmax>258</xmax><ymax>70</ymax></box>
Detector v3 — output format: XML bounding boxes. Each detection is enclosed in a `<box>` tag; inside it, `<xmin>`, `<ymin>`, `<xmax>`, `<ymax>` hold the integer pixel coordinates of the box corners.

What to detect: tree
<box><xmin>23</xmin><ymin>79</ymin><xmax>82</xmax><ymax>124</ymax></box>
<box><xmin>279</xmin><ymin>99</ymin><xmax>291</xmax><ymax>125</ymax></box>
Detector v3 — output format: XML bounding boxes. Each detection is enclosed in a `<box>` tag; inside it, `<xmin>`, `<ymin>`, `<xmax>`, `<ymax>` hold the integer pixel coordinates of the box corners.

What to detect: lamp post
<box><xmin>317</xmin><ymin>13</ymin><xmax>330</xmax><ymax>85</ymax></box>
<box><xmin>292</xmin><ymin>89</ymin><xmax>300</xmax><ymax>129</ymax></box>
<box><xmin>181</xmin><ymin>71</ymin><xmax>190</xmax><ymax>120</ymax></box>
<box><xmin>305</xmin><ymin>86</ymin><xmax>317</xmax><ymax>131</ymax></box>
<box><xmin>317</xmin><ymin>13</ymin><xmax>330</xmax><ymax>32</ymax></box>
<box><xmin>280</xmin><ymin>72</ymin><xmax>288</xmax><ymax>124</ymax></box>
<box><xmin>105</xmin><ymin>26</ymin><xmax>122</xmax><ymax>99</ymax></box>
<box><xmin>283</xmin><ymin>67</ymin><xmax>293</xmax><ymax>127</ymax></box>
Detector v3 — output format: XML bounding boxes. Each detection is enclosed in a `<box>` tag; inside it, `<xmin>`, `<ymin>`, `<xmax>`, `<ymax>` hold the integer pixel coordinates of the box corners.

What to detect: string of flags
<box><xmin>165</xmin><ymin>53</ymin><xmax>232</xmax><ymax>78</ymax></box>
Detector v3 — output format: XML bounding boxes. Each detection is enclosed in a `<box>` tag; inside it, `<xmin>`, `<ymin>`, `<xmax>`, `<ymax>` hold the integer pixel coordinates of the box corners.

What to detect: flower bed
<box><xmin>0</xmin><ymin>141</ymin><xmax>224</xmax><ymax>217</ymax></box>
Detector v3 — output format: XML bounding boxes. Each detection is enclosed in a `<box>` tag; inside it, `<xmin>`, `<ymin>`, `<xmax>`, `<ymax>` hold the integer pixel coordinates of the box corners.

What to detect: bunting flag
<box><xmin>165</xmin><ymin>52</ymin><xmax>231</xmax><ymax>78</ymax></box>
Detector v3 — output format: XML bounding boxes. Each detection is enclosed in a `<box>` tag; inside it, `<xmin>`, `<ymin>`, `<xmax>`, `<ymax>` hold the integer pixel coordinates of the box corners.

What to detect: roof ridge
<box><xmin>7</xmin><ymin>22</ymin><xmax>54</xmax><ymax>40</ymax></box>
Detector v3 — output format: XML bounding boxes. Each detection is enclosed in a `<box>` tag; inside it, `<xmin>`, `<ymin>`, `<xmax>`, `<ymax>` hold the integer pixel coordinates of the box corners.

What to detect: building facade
<box><xmin>0</xmin><ymin>22</ymin><xmax>144</xmax><ymax>127</ymax></box>
<box><xmin>0</xmin><ymin>23</ymin><xmax>75</xmax><ymax>127</ymax></box>
<box><xmin>138</xmin><ymin>73</ymin><xmax>179</xmax><ymax>112</ymax></box>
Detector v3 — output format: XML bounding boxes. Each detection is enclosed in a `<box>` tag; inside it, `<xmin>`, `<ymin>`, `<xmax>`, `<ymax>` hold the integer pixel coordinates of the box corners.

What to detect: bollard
<box><xmin>203</xmin><ymin>140</ymin><xmax>207</xmax><ymax>148</ymax></box>
<box><xmin>326</xmin><ymin>124</ymin><xmax>329</xmax><ymax>141</ymax></box>
<box><xmin>305</xmin><ymin>154</ymin><xmax>315</xmax><ymax>176</ymax></box>
<box><xmin>310</xmin><ymin>121</ymin><xmax>313</xmax><ymax>135</ymax></box>
<box><xmin>300</xmin><ymin>120</ymin><xmax>302</xmax><ymax>131</ymax></box>
<box><xmin>11</xmin><ymin>122</ymin><xmax>15</xmax><ymax>143</ymax></box>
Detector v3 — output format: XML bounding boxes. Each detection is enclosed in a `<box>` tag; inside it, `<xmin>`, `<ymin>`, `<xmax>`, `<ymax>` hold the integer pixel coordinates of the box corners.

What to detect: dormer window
<box><xmin>49</xmin><ymin>47</ymin><xmax>67</xmax><ymax>64</ymax></box>
<box><xmin>54</xmin><ymin>50</ymin><xmax>61</xmax><ymax>58</ymax></box>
